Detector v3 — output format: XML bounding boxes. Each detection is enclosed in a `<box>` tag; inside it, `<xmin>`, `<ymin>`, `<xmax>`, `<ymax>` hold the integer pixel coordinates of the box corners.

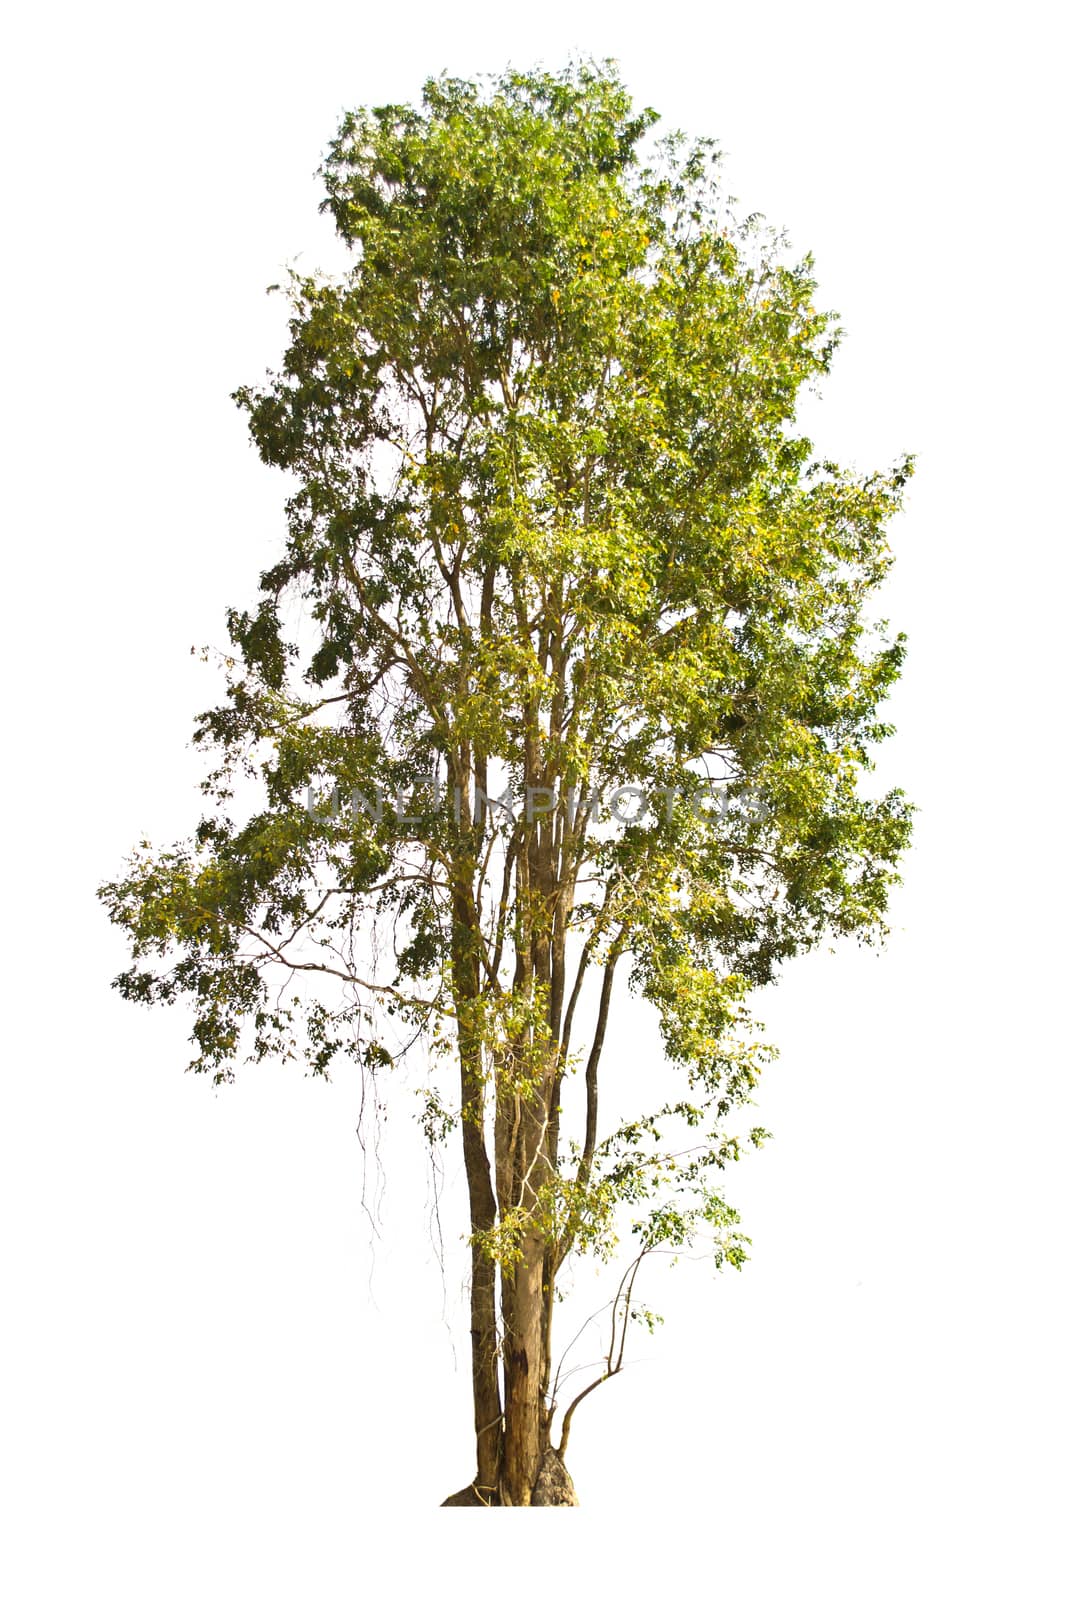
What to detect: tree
<box><xmin>99</xmin><ymin>60</ymin><xmax>912</xmax><ymax>1507</ymax></box>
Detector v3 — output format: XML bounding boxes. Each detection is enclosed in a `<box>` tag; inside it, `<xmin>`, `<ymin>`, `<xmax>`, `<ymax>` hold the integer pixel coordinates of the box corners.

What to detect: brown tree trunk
<box><xmin>442</xmin><ymin>1445</ymin><xmax>578</xmax><ymax>1506</ymax></box>
<box><xmin>451</xmin><ymin>878</ymin><xmax>503</xmax><ymax>1499</ymax></box>
<box><xmin>442</xmin><ymin>732</ymin><xmax>583</xmax><ymax>1506</ymax></box>
<box><xmin>500</xmin><ymin>1219</ymin><xmax>545</xmax><ymax>1503</ymax></box>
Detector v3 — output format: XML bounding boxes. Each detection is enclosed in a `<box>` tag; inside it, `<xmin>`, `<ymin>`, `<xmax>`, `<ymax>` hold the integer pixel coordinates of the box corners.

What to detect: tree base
<box><xmin>441</xmin><ymin>1448</ymin><xmax>578</xmax><ymax>1506</ymax></box>
<box><xmin>531</xmin><ymin>1448</ymin><xmax>578</xmax><ymax>1505</ymax></box>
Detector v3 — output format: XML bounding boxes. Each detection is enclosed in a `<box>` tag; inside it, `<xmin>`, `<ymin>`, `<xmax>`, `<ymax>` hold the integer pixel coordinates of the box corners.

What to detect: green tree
<box><xmin>99</xmin><ymin>60</ymin><xmax>911</xmax><ymax>1506</ymax></box>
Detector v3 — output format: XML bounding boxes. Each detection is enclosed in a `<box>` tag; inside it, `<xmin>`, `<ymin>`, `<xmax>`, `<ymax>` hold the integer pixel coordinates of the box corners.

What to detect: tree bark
<box><xmin>444</xmin><ymin>706</ymin><xmax>584</xmax><ymax>1505</ymax></box>
<box><xmin>451</xmin><ymin>878</ymin><xmax>503</xmax><ymax>1498</ymax></box>
<box><xmin>442</xmin><ymin>1447</ymin><xmax>578</xmax><ymax>1506</ymax></box>
<box><xmin>500</xmin><ymin>1217</ymin><xmax>545</xmax><ymax>1504</ymax></box>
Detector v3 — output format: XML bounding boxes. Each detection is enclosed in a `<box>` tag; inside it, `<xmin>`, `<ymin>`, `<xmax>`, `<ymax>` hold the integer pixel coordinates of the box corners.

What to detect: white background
<box><xmin>2</xmin><ymin>2</ymin><xmax>1064</xmax><ymax>1593</ymax></box>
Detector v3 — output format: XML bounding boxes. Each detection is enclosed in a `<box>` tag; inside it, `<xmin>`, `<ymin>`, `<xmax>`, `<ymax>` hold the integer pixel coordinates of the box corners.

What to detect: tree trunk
<box><xmin>443</xmin><ymin>754</ymin><xmax>581</xmax><ymax>1506</ymax></box>
<box><xmin>445</xmin><ymin>1083</ymin><xmax>577</xmax><ymax>1506</ymax></box>
<box><xmin>451</xmin><ymin>878</ymin><xmax>503</xmax><ymax>1499</ymax></box>
<box><xmin>442</xmin><ymin>1447</ymin><xmax>578</xmax><ymax>1506</ymax></box>
<box><xmin>500</xmin><ymin>1228</ymin><xmax>545</xmax><ymax>1504</ymax></box>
